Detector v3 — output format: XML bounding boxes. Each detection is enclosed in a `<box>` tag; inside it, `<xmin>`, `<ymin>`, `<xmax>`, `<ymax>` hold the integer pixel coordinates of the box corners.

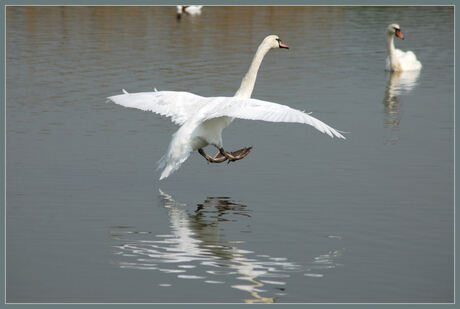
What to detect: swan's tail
<box><xmin>157</xmin><ymin>125</ymin><xmax>193</xmax><ymax>180</ymax></box>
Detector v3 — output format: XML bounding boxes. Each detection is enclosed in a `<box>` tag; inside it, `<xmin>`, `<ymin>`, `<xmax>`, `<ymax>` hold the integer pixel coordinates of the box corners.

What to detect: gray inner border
<box><xmin>1</xmin><ymin>1</ymin><xmax>456</xmax><ymax>308</ymax></box>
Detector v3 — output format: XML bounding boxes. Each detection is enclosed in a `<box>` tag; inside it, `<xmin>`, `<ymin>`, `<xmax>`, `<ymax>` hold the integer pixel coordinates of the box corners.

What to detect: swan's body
<box><xmin>108</xmin><ymin>35</ymin><xmax>345</xmax><ymax>180</ymax></box>
<box><xmin>385</xmin><ymin>23</ymin><xmax>422</xmax><ymax>72</ymax></box>
<box><xmin>176</xmin><ymin>5</ymin><xmax>202</xmax><ymax>18</ymax></box>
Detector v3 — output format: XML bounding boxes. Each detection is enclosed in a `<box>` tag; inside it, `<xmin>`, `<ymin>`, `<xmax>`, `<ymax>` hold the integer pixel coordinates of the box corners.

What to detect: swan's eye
<box><xmin>276</xmin><ymin>38</ymin><xmax>289</xmax><ymax>49</ymax></box>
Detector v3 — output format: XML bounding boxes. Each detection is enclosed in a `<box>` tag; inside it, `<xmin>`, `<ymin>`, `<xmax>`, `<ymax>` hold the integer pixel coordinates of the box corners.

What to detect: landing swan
<box><xmin>385</xmin><ymin>23</ymin><xmax>422</xmax><ymax>72</ymax></box>
<box><xmin>108</xmin><ymin>35</ymin><xmax>345</xmax><ymax>180</ymax></box>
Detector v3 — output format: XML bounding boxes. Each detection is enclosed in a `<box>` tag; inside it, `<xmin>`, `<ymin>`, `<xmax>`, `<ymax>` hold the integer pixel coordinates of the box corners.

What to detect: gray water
<box><xmin>6</xmin><ymin>6</ymin><xmax>454</xmax><ymax>303</ymax></box>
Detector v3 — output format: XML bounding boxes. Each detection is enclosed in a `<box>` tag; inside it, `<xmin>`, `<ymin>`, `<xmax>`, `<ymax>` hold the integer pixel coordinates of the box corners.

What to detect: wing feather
<box><xmin>107</xmin><ymin>91</ymin><xmax>205</xmax><ymax>125</ymax></box>
<box><xmin>202</xmin><ymin>97</ymin><xmax>345</xmax><ymax>139</ymax></box>
<box><xmin>107</xmin><ymin>90</ymin><xmax>345</xmax><ymax>139</ymax></box>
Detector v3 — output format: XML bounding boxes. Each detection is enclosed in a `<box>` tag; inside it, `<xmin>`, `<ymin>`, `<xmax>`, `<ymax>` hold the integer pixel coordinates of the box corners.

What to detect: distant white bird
<box><xmin>385</xmin><ymin>23</ymin><xmax>422</xmax><ymax>72</ymax></box>
<box><xmin>176</xmin><ymin>5</ymin><xmax>202</xmax><ymax>19</ymax></box>
<box><xmin>108</xmin><ymin>35</ymin><xmax>345</xmax><ymax>180</ymax></box>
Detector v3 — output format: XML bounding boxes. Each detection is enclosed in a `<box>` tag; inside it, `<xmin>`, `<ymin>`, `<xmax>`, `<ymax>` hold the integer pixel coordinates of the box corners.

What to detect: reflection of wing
<box><xmin>111</xmin><ymin>190</ymin><xmax>344</xmax><ymax>303</ymax></box>
<box><xmin>161</xmin><ymin>195</ymin><xmax>203</xmax><ymax>258</ymax></box>
<box><xmin>157</xmin><ymin>190</ymin><xmax>290</xmax><ymax>302</ymax></box>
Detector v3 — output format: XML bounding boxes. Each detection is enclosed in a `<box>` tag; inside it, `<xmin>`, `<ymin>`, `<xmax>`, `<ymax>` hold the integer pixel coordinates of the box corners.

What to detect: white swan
<box><xmin>385</xmin><ymin>23</ymin><xmax>422</xmax><ymax>72</ymax></box>
<box><xmin>108</xmin><ymin>35</ymin><xmax>345</xmax><ymax>180</ymax></box>
<box><xmin>176</xmin><ymin>5</ymin><xmax>202</xmax><ymax>19</ymax></box>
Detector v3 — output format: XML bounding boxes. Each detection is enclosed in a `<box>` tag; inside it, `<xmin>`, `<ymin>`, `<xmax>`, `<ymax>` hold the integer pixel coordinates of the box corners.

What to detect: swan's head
<box><xmin>263</xmin><ymin>35</ymin><xmax>289</xmax><ymax>50</ymax></box>
<box><xmin>387</xmin><ymin>23</ymin><xmax>404</xmax><ymax>40</ymax></box>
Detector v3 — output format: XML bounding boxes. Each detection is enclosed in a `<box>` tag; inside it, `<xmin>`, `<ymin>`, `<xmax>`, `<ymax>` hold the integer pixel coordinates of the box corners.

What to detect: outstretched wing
<box><xmin>108</xmin><ymin>90</ymin><xmax>345</xmax><ymax>138</ymax></box>
<box><xmin>107</xmin><ymin>90</ymin><xmax>205</xmax><ymax>125</ymax></box>
<box><xmin>201</xmin><ymin>97</ymin><xmax>346</xmax><ymax>139</ymax></box>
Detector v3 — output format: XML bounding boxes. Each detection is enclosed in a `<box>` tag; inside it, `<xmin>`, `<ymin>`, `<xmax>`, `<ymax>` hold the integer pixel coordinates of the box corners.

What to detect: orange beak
<box><xmin>395</xmin><ymin>29</ymin><xmax>404</xmax><ymax>40</ymax></box>
<box><xmin>279</xmin><ymin>41</ymin><xmax>289</xmax><ymax>49</ymax></box>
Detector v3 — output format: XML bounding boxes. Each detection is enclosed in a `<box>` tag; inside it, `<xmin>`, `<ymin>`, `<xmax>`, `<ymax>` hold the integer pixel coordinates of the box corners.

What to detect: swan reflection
<box><xmin>110</xmin><ymin>190</ymin><xmax>344</xmax><ymax>303</ymax></box>
<box><xmin>382</xmin><ymin>70</ymin><xmax>420</xmax><ymax>144</ymax></box>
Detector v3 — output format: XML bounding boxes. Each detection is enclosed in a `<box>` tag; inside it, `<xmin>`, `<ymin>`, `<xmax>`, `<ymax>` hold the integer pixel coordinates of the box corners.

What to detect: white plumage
<box><xmin>108</xmin><ymin>35</ymin><xmax>345</xmax><ymax>180</ymax></box>
<box><xmin>176</xmin><ymin>5</ymin><xmax>203</xmax><ymax>16</ymax></box>
<box><xmin>385</xmin><ymin>23</ymin><xmax>422</xmax><ymax>72</ymax></box>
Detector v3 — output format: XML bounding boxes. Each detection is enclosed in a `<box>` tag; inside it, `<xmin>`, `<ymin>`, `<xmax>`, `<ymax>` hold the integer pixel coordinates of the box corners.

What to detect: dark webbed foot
<box><xmin>212</xmin><ymin>151</ymin><xmax>227</xmax><ymax>162</ymax></box>
<box><xmin>198</xmin><ymin>148</ymin><xmax>227</xmax><ymax>163</ymax></box>
<box><xmin>219</xmin><ymin>146</ymin><xmax>253</xmax><ymax>162</ymax></box>
<box><xmin>229</xmin><ymin>147</ymin><xmax>253</xmax><ymax>158</ymax></box>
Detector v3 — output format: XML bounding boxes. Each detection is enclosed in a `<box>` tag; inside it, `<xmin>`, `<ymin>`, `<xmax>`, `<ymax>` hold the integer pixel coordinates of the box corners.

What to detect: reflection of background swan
<box><xmin>382</xmin><ymin>70</ymin><xmax>420</xmax><ymax>145</ymax></box>
<box><xmin>110</xmin><ymin>190</ymin><xmax>344</xmax><ymax>303</ymax></box>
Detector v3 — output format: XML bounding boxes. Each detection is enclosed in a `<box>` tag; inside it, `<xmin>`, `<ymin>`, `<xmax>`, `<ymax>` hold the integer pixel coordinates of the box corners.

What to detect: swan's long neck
<box><xmin>386</xmin><ymin>33</ymin><xmax>399</xmax><ymax>69</ymax></box>
<box><xmin>234</xmin><ymin>43</ymin><xmax>271</xmax><ymax>99</ymax></box>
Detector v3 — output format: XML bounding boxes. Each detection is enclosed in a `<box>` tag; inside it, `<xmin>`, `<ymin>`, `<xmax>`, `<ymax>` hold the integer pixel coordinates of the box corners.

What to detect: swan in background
<box><xmin>385</xmin><ymin>23</ymin><xmax>422</xmax><ymax>72</ymax></box>
<box><xmin>176</xmin><ymin>5</ymin><xmax>202</xmax><ymax>19</ymax></box>
<box><xmin>108</xmin><ymin>35</ymin><xmax>345</xmax><ymax>180</ymax></box>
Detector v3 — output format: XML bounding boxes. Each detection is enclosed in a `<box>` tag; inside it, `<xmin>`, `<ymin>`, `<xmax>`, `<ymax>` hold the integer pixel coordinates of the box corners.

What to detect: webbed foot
<box><xmin>219</xmin><ymin>146</ymin><xmax>253</xmax><ymax>163</ymax></box>
<box><xmin>198</xmin><ymin>148</ymin><xmax>227</xmax><ymax>163</ymax></box>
